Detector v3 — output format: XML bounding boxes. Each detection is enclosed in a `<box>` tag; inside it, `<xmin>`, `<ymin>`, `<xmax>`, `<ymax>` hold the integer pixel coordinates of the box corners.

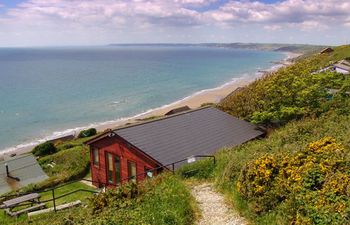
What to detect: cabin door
<box><xmin>106</xmin><ymin>152</ymin><xmax>121</xmax><ymax>185</ymax></box>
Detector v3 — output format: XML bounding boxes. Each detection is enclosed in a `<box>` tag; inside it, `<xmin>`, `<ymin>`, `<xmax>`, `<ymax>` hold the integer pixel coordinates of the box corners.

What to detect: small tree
<box><xmin>78</xmin><ymin>128</ymin><xmax>97</xmax><ymax>138</ymax></box>
<box><xmin>32</xmin><ymin>142</ymin><xmax>57</xmax><ymax>157</ymax></box>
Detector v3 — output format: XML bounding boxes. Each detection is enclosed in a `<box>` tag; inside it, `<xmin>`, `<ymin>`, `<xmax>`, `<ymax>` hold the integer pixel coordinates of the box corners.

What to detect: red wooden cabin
<box><xmin>85</xmin><ymin>107</ymin><xmax>265</xmax><ymax>188</ymax></box>
<box><xmin>85</xmin><ymin>133</ymin><xmax>161</xmax><ymax>188</ymax></box>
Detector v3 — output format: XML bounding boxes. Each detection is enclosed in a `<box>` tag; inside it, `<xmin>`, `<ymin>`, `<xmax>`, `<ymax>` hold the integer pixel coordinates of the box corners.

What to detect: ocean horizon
<box><xmin>0</xmin><ymin>45</ymin><xmax>284</xmax><ymax>153</ymax></box>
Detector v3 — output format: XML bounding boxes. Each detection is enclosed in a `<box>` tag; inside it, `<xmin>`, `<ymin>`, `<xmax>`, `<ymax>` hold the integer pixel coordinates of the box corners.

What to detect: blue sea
<box><xmin>0</xmin><ymin>46</ymin><xmax>284</xmax><ymax>153</ymax></box>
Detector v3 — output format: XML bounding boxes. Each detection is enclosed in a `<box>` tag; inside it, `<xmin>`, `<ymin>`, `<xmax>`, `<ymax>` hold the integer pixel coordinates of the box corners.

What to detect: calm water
<box><xmin>0</xmin><ymin>46</ymin><xmax>284</xmax><ymax>152</ymax></box>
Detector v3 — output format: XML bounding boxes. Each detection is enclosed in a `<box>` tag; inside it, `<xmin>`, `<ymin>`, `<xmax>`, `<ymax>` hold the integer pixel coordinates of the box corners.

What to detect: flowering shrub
<box><xmin>88</xmin><ymin>182</ymin><xmax>139</xmax><ymax>214</ymax></box>
<box><xmin>237</xmin><ymin>137</ymin><xmax>350</xmax><ymax>224</ymax></box>
<box><xmin>219</xmin><ymin>46</ymin><xmax>350</xmax><ymax>126</ymax></box>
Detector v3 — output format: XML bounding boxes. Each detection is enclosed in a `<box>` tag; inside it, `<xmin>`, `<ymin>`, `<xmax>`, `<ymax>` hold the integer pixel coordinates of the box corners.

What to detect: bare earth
<box><xmin>191</xmin><ymin>183</ymin><xmax>247</xmax><ymax>225</ymax></box>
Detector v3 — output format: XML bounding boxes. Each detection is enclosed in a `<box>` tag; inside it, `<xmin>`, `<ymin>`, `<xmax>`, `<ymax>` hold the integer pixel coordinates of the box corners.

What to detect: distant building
<box><xmin>164</xmin><ymin>106</ymin><xmax>191</xmax><ymax>116</ymax></box>
<box><xmin>334</xmin><ymin>60</ymin><xmax>350</xmax><ymax>74</ymax></box>
<box><xmin>85</xmin><ymin>107</ymin><xmax>265</xmax><ymax>188</ymax></box>
<box><xmin>320</xmin><ymin>47</ymin><xmax>334</xmax><ymax>54</ymax></box>
<box><xmin>221</xmin><ymin>87</ymin><xmax>243</xmax><ymax>102</ymax></box>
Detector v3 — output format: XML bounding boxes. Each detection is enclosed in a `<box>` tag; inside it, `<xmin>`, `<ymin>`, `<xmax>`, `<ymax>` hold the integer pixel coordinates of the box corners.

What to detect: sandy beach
<box><xmin>0</xmin><ymin>52</ymin><xmax>300</xmax><ymax>160</ymax></box>
<box><xmin>101</xmin><ymin>52</ymin><xmax>299</xmax><ymax>123</ymax></box>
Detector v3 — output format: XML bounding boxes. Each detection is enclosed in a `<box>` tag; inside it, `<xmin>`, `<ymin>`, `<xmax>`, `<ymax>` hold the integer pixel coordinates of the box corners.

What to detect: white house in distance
<box><xmin>334</xmin><ymin>60</ymin><xmax>350</xmax><ymax>74</ymax></box>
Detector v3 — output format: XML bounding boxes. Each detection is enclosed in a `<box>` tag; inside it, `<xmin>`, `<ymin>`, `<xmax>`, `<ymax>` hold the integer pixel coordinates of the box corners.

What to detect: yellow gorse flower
<box><xmin>237</xmin><ymin>137</ymin><xmax>350</xmax><ymax>223</ymax></box>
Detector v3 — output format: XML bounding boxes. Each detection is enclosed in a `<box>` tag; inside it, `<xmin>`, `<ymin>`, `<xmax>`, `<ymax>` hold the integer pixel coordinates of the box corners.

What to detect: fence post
<box><xmin>213</xmin><ymin>156</ymin><xmax>216</xmax><ymax>165</ymax></box>
<box><xmin>52</xmin><ymin>189</ymin><xmax>56</xmax><ymax>212</ymax></box>
<box><xmin>172</xmin><ymin>163</ymin><xmax>175</xmax><ymax>174</ymax></box>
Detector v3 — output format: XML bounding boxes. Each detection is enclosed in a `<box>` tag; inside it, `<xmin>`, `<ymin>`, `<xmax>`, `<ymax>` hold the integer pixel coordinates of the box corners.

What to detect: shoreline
<box><xmin>0</xmin><ymin>51</ymin><xmax>300</xmax><ymax>160</ymax></box>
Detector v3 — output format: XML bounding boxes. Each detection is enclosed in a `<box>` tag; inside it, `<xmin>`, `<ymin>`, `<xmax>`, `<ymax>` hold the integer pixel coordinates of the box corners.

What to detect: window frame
<box><xmin>105</xmin><ymin>151</ymin><xmax>122</xmax><ymax>185</ymax></box>
<box><xmin>106</xmin><ymin>152</ymin><xmax>114</xmax><ymax>184</ymax></box>
<box><xmin>92</xmin><ymin>148</ymin><xmax>99</xmax><ymax>167</ymax></box>
<box><xmin>114</xmin><ymin>155</ymin><xmax>121</xmax><ymax>184</ymax></box>
<box><xmin>127</xmin><ymin>160</ymin><xmax>137</xmax><ymax>182</ymax></box>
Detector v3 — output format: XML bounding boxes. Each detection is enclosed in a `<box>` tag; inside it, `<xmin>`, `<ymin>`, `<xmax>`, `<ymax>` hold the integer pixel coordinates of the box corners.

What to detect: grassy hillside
<box><xmin>179</xmin><ymin>111</ymin><xmax>350</xmax><ymax>225</ymax></box>
<box><xmin>24</xmin><ymin>174</ymin><xmax>197</xmax><ymax>225</ymax></box>
<box><xmin>180</xmin><ymin>45</ymin><xmax>350</xmax><ymax>224</ymax></box>
<box><xmin>220</xmin><ymin>45</ymin><xmax>350</xmax><ymax>126</ymax></box>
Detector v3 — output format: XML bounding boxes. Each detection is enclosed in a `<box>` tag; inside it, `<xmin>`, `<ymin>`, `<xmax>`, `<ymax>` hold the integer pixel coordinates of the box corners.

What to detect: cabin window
<box><xmin>106</xmin><ymin>153</ymin><xmax>114</xmax><ymax>184</ymax></box>
<box><xmin>114</xmin><ymin>155</ymin><xmax>121</xmax><ymax>184</ymax></box>
<box><xmin>128</xmin><ymin>161</ymin><xmax>137</xmax><ymax>182</ymax></box>
<box><xmin>106</xmin><ymin>152</ymin><xmax>121</xmax><ymax>185</ymax></box>
<box><xmin>92</xmin><ymin>148</ymin><xmax>99</xmax><ymax>166</ymax></box>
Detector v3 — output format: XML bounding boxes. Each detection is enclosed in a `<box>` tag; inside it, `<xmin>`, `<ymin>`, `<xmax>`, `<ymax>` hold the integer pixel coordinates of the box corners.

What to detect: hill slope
<box><xmin>179</xmin><ymin>45</ymin><xmax>350</xmax><ymax>224</ymax></box>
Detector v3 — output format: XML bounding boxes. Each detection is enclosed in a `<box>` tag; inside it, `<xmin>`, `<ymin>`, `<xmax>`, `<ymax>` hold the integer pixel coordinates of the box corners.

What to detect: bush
<box><xmin>78</xmin><ymin>128</ymin><xmax>97</xmax><ymax>138</ymax></box>
<box><xmin>32</xmin><ymin>141</ymin><xmax>57</xmax><ymax>156</ymax></box>
<box><xmin>237</xmin><ymin>137</ymin><xmax>350</xmax><ymax>224</ymax></box>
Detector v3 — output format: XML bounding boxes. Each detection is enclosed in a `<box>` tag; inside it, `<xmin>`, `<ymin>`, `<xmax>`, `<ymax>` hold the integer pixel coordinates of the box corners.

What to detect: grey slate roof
<box><xmin>0</xmin><ymin>154</ymin><xmax>48</xmax><ymax>195</ymax></box>
<box><xmin>114</xmin><ymin>107</ymin><xmax>264</xmax><ymax>166</ymax></box>
<box><xmin>334</xmin><ymin>60</ymin><xmax>350</xmax><ymax>72</ymax></box>
<box><xmin>335</xmin><ymin>63</ymin><xmax>350</xmax><ymax>72</ymax></box>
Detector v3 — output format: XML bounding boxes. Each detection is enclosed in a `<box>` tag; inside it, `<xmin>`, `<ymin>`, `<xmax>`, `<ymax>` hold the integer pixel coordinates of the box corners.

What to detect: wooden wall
<box><xmin>89</xmin><ymin>135</ymin><xmax>159</xmax><ymax>188</ymax></box>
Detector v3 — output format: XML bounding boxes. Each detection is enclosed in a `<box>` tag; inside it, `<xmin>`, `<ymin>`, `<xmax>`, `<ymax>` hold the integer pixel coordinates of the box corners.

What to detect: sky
<box><xmin>0</xmin><ymin>0</ymin><xmax>349</xmax><ymax>47</ymax></box>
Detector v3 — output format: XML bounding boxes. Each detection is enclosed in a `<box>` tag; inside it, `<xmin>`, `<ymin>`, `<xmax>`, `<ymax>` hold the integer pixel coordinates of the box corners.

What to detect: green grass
<box><xmin>0</xmin><ymin>182</ymin><xmax>96</xmax><ymax>225</ymax></box>
<box><xmin>10</xmin><ymin>174</ymin><xmax>197</xmax><ymax>225</ymax></box>
<box><xmin>55</xmin><ymin>136</ymin><xmax>92</xmax><ymax>152</ymax></box>
<box><xmin>39</xmin><ymin>146</ymin><xmax>89</xmax><ymax>178</ymax></box>
<box><xmin>38</xmin><ymin>181</ymin><xmax>96</xmax><ymax>207</ymax></box>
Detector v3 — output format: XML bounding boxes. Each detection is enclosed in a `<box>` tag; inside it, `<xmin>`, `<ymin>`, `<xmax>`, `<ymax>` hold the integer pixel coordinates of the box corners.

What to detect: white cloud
<box><xmin>264</xmin><ymin>25</ymin><xmax>282</xmax><ymax>31</ymax></box>
<box><xmin>298</xmin><ymin>21</ymin><xmax>329</xmax><ymax>31</ymax></box>
<box><xmin>3</xmin><ymin>0</ymin><xmax>350</xmax><ymax>30</ymax></box>
<box><xmin>208</xmin><ymin>0</ymin><xmax>350</xmax><ymax>27</ymax></box>
<box><xmin>0</xmin><ymin>0</ymin><xmax>350</xmax><ymax>46</ymax></box>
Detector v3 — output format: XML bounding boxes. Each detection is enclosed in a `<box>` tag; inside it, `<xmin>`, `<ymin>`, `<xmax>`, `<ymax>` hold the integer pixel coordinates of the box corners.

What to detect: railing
<box><xmin>92</xmin><ymin>154</ymin><xmax>216</xmax><ymax>187</ymax></box>
<box><xmin>0</xmin><ymin>154</ymin><xmax>215</xmax><ymax>213</ymax></box>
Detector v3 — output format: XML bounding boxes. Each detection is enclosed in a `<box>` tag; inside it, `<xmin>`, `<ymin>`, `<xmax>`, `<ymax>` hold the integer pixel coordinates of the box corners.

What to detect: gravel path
<box><xmin>191</xmin><ymin>183</ymin><xmax>247</xmax><ymax>225</ymax></box>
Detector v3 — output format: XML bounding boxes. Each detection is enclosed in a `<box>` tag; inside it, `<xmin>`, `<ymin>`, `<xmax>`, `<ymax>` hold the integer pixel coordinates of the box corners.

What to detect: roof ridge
<box><xmin>114</xmin><ymin>106</ymin><xmax>213</xmax><ymax>132</ymax></box>
<box><xmin>1</xmin><ymin>154</ymin><xmax>32</xmax><ymax>163</ymax></box>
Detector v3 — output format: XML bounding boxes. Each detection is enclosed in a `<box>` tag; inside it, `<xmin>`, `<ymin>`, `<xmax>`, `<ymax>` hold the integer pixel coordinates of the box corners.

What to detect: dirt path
<box><xmin>191</xmin><ymin>183</ymin><xmax>247</xmax><ymax>225</ymax></box>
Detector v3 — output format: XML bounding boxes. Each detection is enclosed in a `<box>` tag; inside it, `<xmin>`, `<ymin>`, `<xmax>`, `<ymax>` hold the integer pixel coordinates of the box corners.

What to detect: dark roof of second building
<box><xmin>114</xmin><ymin>107</ymin><xmax>264</xmax><ymax>166</ymax></box>
<box><xmin>320</xmin><ymin>47</ymin><xmax>334</xmax><ymax>53</ymax></box>
<box><xmin>164</xmin><ymin>106</ymin><xmax>191</xmax><ymax>116</ymax></box>
<box><xmin>0</xmin><ymin>154</ymin><xmax>48</xmax><ymax>195</ymax></box>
